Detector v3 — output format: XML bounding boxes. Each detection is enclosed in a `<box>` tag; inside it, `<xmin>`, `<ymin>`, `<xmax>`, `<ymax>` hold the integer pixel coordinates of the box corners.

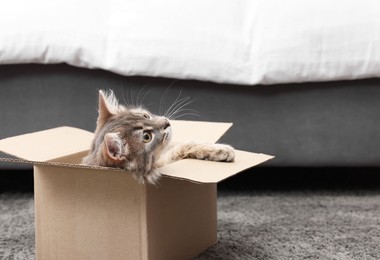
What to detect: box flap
<box><xmin>170</xmin><ymin>120</ymin><xmax>232</xmax><ymax>143</ymax></box>
<box><xmin>0</xmin><ymin>120</ymin><xmax>230</xmax><ymax>163</ymax></box>
<box><xmin>0</xmin><ymin>121</ymin><xmax>267</xmax><ymax>184</ymax></box>
<box><xmin>160</xmin><ymin>150</ymin><xmax>274</xmax><ymax>183</ymax></box>
<box><xmin>0</xmin><ymin>126</ymin><xmax>94</xmax><ymax>162</ymax></box>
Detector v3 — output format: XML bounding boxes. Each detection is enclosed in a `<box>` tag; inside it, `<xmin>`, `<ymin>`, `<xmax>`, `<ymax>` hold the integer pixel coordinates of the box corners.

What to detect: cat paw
<box><xmin>203</xmin><ymin>144</ymin><xmax>235</xmax><ymax>162</ymax></box>
<box><xmin>134</xmin><ymin>170</ymin><xmax>161</xmax><ymax>185</ymax></box>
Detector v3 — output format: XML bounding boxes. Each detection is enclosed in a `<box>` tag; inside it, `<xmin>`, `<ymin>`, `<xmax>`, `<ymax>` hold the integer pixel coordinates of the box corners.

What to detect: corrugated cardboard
<box><xmin>0</xmin><ymin>120</ymin><xmax>273</xmax><ymax>259</ymax></box>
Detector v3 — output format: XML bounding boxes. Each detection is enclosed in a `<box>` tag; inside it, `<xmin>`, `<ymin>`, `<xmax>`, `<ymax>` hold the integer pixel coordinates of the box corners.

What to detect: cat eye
<box><xmin>143</xmin><ymin>113</ymin><xmax>151</xmax><ymax>119</ymax></box>
<box><xmin>142</xmin><ymin>131</ymin><xmax>152</xmax><ymax>143</ymax></box>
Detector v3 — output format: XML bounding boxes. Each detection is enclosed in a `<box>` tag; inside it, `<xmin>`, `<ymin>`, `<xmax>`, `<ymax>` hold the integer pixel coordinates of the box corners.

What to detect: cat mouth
<box><xmin>163</xmin><ymin>132</ymin><xmax>171</xmax><ymax>145</ymax></box>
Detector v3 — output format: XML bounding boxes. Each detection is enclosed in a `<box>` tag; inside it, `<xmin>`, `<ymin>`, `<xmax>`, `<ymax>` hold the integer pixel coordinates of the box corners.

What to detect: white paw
<box><xmin>204</xmin><ymin>144</ymin><xmax>235</xmax><ymax>162</ymax></box>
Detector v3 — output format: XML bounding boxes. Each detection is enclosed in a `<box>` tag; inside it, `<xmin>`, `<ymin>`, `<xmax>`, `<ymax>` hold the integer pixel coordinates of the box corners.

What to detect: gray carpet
<box><xmin>0</xmin><ymin>193</ymin><xmax>34</xmax><ymax>260</ymax></box>
<box><xmin>1</xmin><ymin>191</ymin><xmax>380</xmax><ymax>260</ymax></box>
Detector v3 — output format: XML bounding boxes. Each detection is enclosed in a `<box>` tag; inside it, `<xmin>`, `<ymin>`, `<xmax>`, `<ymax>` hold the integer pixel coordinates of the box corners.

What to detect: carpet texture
<box><xmin>0</xmin><ymin>193</ymin><xmax>34</xmax><ymax>260</ymax></box>
<box><xmin>1</xmin><ymin>191</ymin><xmax>380</xmax><ymax>260</ymax></box>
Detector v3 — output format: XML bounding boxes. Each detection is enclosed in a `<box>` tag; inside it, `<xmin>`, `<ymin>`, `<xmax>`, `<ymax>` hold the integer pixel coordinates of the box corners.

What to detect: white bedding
<box><xmin>1</xmin><ymin>0</ymin><xmax>380</xmax><ymax>85</ymax></box>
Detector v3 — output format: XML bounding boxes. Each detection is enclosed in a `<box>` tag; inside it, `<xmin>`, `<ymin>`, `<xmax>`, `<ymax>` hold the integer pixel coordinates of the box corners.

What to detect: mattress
<box><xmin>1</xmin><ymin>0</ymin><xmax>380</xmax><ymax>85</ymax></box>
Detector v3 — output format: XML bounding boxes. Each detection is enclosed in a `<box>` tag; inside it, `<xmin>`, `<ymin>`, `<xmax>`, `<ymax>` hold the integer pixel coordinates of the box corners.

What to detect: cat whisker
<box><xmin>127</xmin><ymin>87</ymin><xmax>134</xmax><ymax>107</ymax></box>
<box><xmin>170</xmin><ymin>112</ymin><xmax>201</xmax><ymax>120</ymax></box>
<box><xmin>164</xmin><ymin>88</ymin><xmax>183</xmax><ymax>117</ymax></box>
<box><xmin>159</xmin><ymin>80</ymin><xmax>179</xmax><ymax>116</ymax></box>
<box><xmin>136</xmin><ymin>83</ymin><xmax>150</xmax><ymax>108</ymax></box>
<box><xmin>159</xmin><ymin>85</ymin><xmax>171</xmax><ymax>116</ymax></box>
<box><xmin>121</xmin><ymin>87</ymin><xmax>135</xmax><ymax>109</ymax></box>
<box><xmin>166</xmin><ymin>98</ymin><xmax>194</xmax><ymax>119</ymax></box>
<box><xmin>121</xmin><ymin>87</ymin><xmax>129</xmax><ymax>107</ymax></box>
<box><xmin>169</xmin><ymin>108</ymin><xmax>200</xmax><ymax>117</ymax></box>
<box><xmin>139</xmin><ymin>88</ymin><xmax>152</xmax><ymax>108</ymax></box>
<box><xmin>167</xmin><ymin>104</ymin><xmax>194</xmax><ymax>120</ymax></box>
<box><xmin>130</xmin><ymin>87</ymin><xmax>139</xmax><ymax>108</ymax></box>
<box><xmin>165</xmin><ymin>95</ymin><xmax>192</xmax><ymax>118</ymax></box>
<box><xmin>168</xmin><ymin>108</ymin><xmax>199</xmax><ymax>120</ymax></box>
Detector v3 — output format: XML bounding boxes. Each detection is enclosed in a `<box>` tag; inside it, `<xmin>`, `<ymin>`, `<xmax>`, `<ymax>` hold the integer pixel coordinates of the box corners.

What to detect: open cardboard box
<box><xmin>0</xmin><ymin>120</ymin><xmax>273</xmax><ymax>260</ymax></box>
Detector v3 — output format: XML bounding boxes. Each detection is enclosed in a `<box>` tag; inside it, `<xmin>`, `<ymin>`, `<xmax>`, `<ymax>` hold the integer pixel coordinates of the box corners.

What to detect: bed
<box><xmin>1</xmin><ymin>0</ymin><xmax>380</xmax><ymax>171</ymax></box>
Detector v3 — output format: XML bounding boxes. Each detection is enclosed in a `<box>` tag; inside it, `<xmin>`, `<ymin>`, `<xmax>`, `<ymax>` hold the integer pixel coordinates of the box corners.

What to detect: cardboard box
<box><xmin>0</xmin><ymin>120</ymin><xmax>273</xmax><ymax>260</ymax></box>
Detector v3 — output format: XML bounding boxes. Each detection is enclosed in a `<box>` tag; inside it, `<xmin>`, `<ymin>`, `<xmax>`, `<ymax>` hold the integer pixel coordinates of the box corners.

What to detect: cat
<box><xmin>82</xmin><ymin>90</ymin><xmax>235</xmax><ymax>184</ymax></box>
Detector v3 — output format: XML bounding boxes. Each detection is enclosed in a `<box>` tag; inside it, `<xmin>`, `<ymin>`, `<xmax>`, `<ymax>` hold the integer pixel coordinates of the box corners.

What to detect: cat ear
<box><xmin>104</xmin><ymin>133</ymin><xmax>128</xmax><ymax>162</ymax></box>
<box><xmin>97</xmin><ymin>90</ymin><xmax>114</xmax><ymax>129</ymax></box>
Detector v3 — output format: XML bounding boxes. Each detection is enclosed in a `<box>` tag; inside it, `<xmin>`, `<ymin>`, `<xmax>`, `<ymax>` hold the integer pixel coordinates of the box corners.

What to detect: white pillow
<box><xmin>1</xmin><ymin>0</ymin><xmax>380</xmax><ymax>85</ymax></box>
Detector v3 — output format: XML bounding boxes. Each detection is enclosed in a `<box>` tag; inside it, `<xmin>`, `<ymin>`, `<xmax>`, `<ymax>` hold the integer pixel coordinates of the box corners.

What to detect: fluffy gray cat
<box><xmin>82</xmin><ymin>90</ymin><xmax>235</xmax><ymax>184</ymax></box>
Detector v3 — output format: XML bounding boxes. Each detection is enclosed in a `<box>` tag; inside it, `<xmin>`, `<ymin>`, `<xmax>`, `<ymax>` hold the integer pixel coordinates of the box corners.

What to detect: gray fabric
<box><xmin>1</xmin><ymin>191</ymin><xmax>380</xmax><ymax>260</ymax></box>
<box><xmin>0</xmin><ymin>194</ymin><xmax>34</xmax><ymax>260</ymax></box>
<box><xmin>1</xmin><ymin>64</ymin><xmax>380</xmax><ymax>168</ymax></box>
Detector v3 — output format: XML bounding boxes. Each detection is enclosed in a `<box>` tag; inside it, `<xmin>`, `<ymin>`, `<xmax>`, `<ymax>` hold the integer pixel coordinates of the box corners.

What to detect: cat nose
<box><xmin>164</xmin><ymin>120</ymin><xmax>171</xmax><ymax>130</ymax></box>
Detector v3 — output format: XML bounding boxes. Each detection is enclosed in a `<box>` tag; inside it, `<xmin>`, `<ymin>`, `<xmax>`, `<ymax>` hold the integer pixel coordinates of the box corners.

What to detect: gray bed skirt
<box><xmin>1</xmin><ymin>64</ymin><xmax>380</xmax><ymax>168</ymax></box>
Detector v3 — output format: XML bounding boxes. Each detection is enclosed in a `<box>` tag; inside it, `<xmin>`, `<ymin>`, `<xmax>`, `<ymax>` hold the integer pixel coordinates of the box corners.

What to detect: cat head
<box><xmin>86</xmin><ymin>90</ymin><xmax>172</xmax><ymax>184</ymax></box>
